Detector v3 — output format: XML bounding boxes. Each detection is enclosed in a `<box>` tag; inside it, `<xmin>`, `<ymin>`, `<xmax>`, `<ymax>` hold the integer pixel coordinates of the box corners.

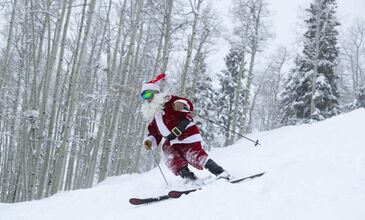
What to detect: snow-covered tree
<box><xmin>255</xmin><ymin>47</ymin><xmax>289</xmax><ymax>130</ymax></box>
<box><xmin>215</xmin><ymin>48</ymin><xmax>245</xmax><ymax>146</ymax></box>
<box><xmin>187</xmin><ymin>63</ymin><xmax>218</xmax><ymax>149</ymax></box>
<box><xmin>230</xmin><ymin>0</ymin><xmax>271</xmax><ymax>135</ymax></box>
<box><xmin>355</xmin><ymin>85</ymin><xmax>365</xmax><ymax>108</ymax></box>
<box><xmin>341</xmin><ymin>19</ymin><xmax>365</xmax><ymax>100</ymax></box>
<box><xmin>281</xmin><ymin>0</ymin><xmax>340</xmax><ymax>124</ymax></box>
<box><xmin>280</xmin><ymin>57</ymin><xmax>305</xmax><ymax>125</ymax></box>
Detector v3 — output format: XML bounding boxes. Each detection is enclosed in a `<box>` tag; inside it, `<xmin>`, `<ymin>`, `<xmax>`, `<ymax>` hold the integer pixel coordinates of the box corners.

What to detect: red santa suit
<box><xmin>144</xmin><ymin>95</ymin><xmax>208</xmax><ymax>175</ymax></box>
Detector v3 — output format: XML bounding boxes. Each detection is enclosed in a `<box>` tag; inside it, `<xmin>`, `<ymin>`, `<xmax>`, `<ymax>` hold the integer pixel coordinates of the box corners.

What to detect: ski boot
<box><xmin>204</xmin><ymin>159</ymin><xmax>232</xmax><ymax>181</ymax></box>
<box><xmin>178</xmin><ymin>166</ymin><xmax>198</xmax><ymax>181</ymax></box>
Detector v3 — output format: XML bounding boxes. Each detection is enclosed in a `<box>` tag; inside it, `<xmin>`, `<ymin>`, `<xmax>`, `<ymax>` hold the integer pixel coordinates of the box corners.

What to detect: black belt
<box><xmin>165</xmin><ymin>118</ymin><xmax>191</xmax><ymax>141</ymax></box>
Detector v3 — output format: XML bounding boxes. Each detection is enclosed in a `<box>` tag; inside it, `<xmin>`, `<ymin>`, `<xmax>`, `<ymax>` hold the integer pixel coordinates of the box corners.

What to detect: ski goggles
<box><xmin>140</xmin><ymin>90</ymin><xmax>155</xmax><ymax>100</ymax></box>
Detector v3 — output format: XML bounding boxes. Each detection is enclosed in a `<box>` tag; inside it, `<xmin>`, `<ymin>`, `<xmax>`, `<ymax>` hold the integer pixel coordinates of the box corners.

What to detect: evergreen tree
<box><xmin>281</xmin><ymin>0</ymin><xmax>340</xmax><ymax>124</ymax></box>
<box><xmin>280</xmin><ymin>57</ymin><xmax>303</xmax><ymax>125</ymax></box>
<box><xmin>215</xmin><ymin>48</ymin><xmax>245</xmax><ymax>145</ymax></box>
<box><xmin>186</xmin><ymin>54</ymin><xmax>219</xmax><ymax>149</ymax></box>
<box><xmin>355</xmin><ymin>85</ymin><xmax>365</xmax><ymax>108</ymax></box>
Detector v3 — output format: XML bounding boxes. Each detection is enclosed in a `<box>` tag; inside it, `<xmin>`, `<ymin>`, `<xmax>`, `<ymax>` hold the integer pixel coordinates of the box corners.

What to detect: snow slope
<box><xmin>1</xmin><ymin>109</ymin><xmax>365</xmax><ymax>220</ymax></box>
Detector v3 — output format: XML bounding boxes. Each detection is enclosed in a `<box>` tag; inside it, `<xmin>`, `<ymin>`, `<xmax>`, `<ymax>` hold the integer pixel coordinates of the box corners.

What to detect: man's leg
<box><xmin>178</xmin><ymin>142</ymin><xmax>231</xmax><ymax>180</ymax></box>
<box><xmin>204</xmin><ymin>159</ymin><xmax>232</xmax><ymax>180</ymax></box>
<box><xmin>162</xmin><ymin>141</ymin><xmax>197</xmax><ymax>180</ymax></box>
<box><xmin>178</xmin><ymin>142</ymin><xmax>208</xmax><ymax>171</ymax></box>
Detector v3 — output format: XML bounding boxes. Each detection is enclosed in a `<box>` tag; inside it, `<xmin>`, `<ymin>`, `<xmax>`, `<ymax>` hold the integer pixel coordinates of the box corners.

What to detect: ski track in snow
<box><xmin>1</xmin><ymin>109</ymin><xmax>365</xmax><ymax>220</ymax></box>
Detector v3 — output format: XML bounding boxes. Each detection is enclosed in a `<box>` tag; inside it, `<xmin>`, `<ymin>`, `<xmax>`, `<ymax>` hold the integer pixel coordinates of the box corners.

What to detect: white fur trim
<box><xmin>141</xmin><ymin>83</ymin><xmax>159</xmax><ymax>93</ymax></box>
<box><xmin>144</xmin><ymin>135</ymin><xmax>158</xmax><ymax>149</ymax></box>
<box><xmin>173</xmin><ymin>99</ymin><xmax>190</xmax><ymax>112</ymax></box>
<box><xmin>155</xmin><ymin>110</ymin><xmax>171</xmax><ymax>137</ymax></box>
<box><xmin>170</xmin><ymin>133</ymin><xmax>203</xmax><ymax>145</ymax></box>
<box><xmin>186</xmin><ymin>122</ymin><xmax>194</xmax><ymax>129</ymax></box>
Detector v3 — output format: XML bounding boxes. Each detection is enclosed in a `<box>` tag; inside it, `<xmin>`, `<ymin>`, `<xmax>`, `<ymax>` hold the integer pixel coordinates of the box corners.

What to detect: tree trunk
<box><xmin>43</xmin><ymin>0</ymin><xmax>72</xmax><ymax>197</ymax></box>
<box><xmin>231</xmin><ymin>51</ymin><xmax>245</xmax><ymax>143</ymax></box>
<box><xmin>310</xmin><ymin>4</ymin><xmax>322</xmax><ymax>117</ymax></box>
<box><xmin>0</xmin><ymin>0</ymin><xmax>17</xmax><ymax>90</ymax></box>
<box><xmin>159</xmin><ymin>0</ymin><xmax>174</xmax><ymax>90</ymax></box>
<box><xmin>53</xmin><ymin>0</ymin><xmax>97</xmax><ymax>194</ymax></box>
<box><xmin>179</xmin><ymin>0</ymin><xmax>202</xmax><ymax>96</ymax></box>
<box><xmin>98</xmin><ymin>0</ymin><xmax>145</xmax><ymax>183</ymax></box>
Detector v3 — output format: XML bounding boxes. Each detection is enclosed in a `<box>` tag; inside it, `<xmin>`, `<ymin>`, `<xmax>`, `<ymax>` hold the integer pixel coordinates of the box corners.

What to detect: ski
<box><xmin>168</xmin><ymin>172</ymin><xmax>265</xmax><ymax>199</ymax></box>
<box><xmin>129</xmin><ymin>172</ymin><xmax>265</xmax><ymax>205</ymax></box>
<box><xmin>129</xmin><ymin>194</ymin><xmax>170</xmax><ymax>205</ymax></box>
<box><xmin>129</xmin><ymin>176</ymin><xmax>212</xmax><ymax>205</ymax></box>
<box><xmin>168</xmin><ymin>188</ymin><xmax>200</xmax><ymax>198</ymax></box>
<box><xmin>229</xmin><ymin>171</ymin><xmax>265</xmax><ymax>183</ymax></box>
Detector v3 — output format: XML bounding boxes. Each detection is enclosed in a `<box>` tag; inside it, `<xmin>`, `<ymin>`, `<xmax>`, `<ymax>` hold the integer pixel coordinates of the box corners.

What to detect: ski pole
<box><xmin>195</xmin><ymin>113</ymin><xmax>260</xmax><ymax>146</ymax></box>
<box><xmin>150</xmin><ymin>150</ymin><xmax>169</xmax><ymax>186</ymax></box>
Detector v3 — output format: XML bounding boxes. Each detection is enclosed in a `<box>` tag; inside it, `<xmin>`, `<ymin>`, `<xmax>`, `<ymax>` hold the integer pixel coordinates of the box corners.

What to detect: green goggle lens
<box><xmin>141</xmin><ymin>90</ymin><xmax>154</xmax><ymax>100</ymax></box>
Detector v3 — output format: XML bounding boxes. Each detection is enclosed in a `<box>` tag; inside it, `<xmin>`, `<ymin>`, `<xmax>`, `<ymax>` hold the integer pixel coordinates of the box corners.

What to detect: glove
<box><xmin>173</xmin><ymin>101</ymin><xmax>189</xmax><ymax>112</ymax></box>
<box><xmin>144</xmin><ymin>139</ymin><xmax>152</xmax><ymax>150</ymax></box>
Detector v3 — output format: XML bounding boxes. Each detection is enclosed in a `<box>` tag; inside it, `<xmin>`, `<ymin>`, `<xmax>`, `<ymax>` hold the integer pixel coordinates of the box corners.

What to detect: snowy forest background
<box><xmin>0</xmin><ymin>0</ymin><xmax>364</xmax><ymax>203</ymax></box>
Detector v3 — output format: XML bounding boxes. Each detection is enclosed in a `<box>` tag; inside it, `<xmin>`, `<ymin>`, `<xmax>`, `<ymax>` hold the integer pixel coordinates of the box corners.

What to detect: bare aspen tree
<box><xmin>25</xmin><ymin>0</ymin><xmax>40</xmax><ymax>200</ymax></box>
<box><xmin>180</xmin><ymin>0</ymin><xmax>202</xmax><ymax>95</ymax></box>
<box><xmin>29</xmin><ymin>0</ymin><xmax>66</xmax><ymax>200</ymax></box>
<box><xmin>342</xmin><ymin>19</ymin><xmax>365</xmax><ymax>96</ymax></box>
<box><xmin>0</xmin><ymin>0</ymin><xmax>18</xmax><ymax>202</ymax></box>
<box><xmin>0</xmin><ymin>0</ymin><xmax>17</xmax><ymax>90</ymax></box>
<box><xmin>235</xmin><ymin>0</ymin><xmax>270</xmax><ymax>135</ymax></box>
<box><xmin>98</xmin><ymin>0</ymin><xmax>145</xmax><ymax>183</ymax></box>
<box><xmin>72</xmin><ymin>0</ymin><xmax>113</xmax><ymax>189</ymax></box>
<box><xmin>51</xmin><ymin>0</ymin><xmax>88</xmax><ymax>195</ymax></box>
<box><xmin>158</xmin><ymin>0</ymin><xmax>174</xmax><ymax>90</ymax></box>
<box><xmin>111</xmin><ymin>0</ymin><xmax>128</xmax><ymax>75</ymax></box>
<box><xmin>253</xmin><ymin>47</ymin><xmax>289</xmax><ymax>131</ymax></box>
<box><xmin>54</xmin><ymin>0</ymin><xmax>97</xmax><ymax>193</ymax></box>
<box><xmin>161</xmin><ymin>0</ymin><xmax>174</xmax><ymax>73</ymax></box>
<box><xmin>10</xmin><ymin>70</ymin><xmax>25</xmax><ymax>202</ymax></box>
<box><xmin>111</xmin><ymin>10</ymin><xmax>147</xmax><ymax>174</ymax></box>
<box><xmin>151</xmin><ymin>1</ymin><xmax>170</xmax><ymax>76</ymax></box>
<box><xmin>40</xmin><ymin>2</ymin><xmax>68</xmax><ymax>193</ymax></box>
<box><xmin>187</xmin><ymin>2</ymin><xmax>219</xmax><ymax>101</ymax></box>
<box><xmin>43</xmin><ymin>0</ymin><xmax>72</xmax><ymax>197</ymax></box>
<box><xmin>252</xmin><ymin>48</ymin><xmax>288</xmax><ymax>131</ymax></box>
<box><xmin>267</xmin><ymin>48</ymin><xmax>288</xmax><ymax>129</ymax></box>
<box><xmin>85</xmin><ymin>0</ymin><xmax>128</xmax><ymax>187</ymax></box>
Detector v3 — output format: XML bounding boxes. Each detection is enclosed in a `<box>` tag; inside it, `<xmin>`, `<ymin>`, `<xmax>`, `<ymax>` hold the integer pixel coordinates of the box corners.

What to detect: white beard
<box><xmin>141</xmin><ymin>93</ymin><xmax>167</xmax><ymax>121</ymax></box>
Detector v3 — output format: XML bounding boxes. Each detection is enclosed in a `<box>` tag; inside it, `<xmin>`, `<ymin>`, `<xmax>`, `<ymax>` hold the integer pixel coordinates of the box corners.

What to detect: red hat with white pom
<box><xmin>141</xmin><ymin>73</ymin><xmax>166</xmax><ymax>93</ymax></box>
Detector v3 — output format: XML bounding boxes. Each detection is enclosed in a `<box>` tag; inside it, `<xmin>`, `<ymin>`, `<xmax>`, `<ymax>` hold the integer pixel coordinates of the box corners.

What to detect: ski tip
<box><xmin>252</xmin><ymin>172</ymin><xmax>265</xmax><ymax>178</ymax></box>
<box><xmin>129</xmin><ymin>198</ymin><xmax>142</xmax><ymax>205</ymax></box>
<box><xmin>168</xmin><ymin>191</ymin><xmax>183</xmax><ymax>198</ymax></box>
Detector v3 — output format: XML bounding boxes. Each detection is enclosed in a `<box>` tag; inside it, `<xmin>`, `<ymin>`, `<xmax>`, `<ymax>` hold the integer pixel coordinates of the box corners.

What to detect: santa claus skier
<box><xmin>140</xmin><ymin>73</ymin><xmax>231</xmax><ymax>181</ymax></box>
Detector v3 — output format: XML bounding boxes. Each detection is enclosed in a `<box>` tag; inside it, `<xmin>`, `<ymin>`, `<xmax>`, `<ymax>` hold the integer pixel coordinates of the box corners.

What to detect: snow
<box><xmin>1</xmin><ymin>109</ymin><xmax>365</xmax><ymax>220</ymax></box>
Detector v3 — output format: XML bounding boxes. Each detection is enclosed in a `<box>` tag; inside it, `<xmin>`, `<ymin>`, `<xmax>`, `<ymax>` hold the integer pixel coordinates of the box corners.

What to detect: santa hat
<box><xmin>141</xmin><ymin>73</ymin><xmax>166</xmax><ymax>93</ymax></box>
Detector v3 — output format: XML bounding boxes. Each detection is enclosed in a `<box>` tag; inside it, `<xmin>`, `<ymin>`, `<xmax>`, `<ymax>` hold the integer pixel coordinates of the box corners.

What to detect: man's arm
<box><xmin>143</xmin><ymin>119</ymin><xmax>163</xmax><ymax>150</ymax></box>
<box><xmin>172</xmin><ymin>98</ymin><xmax>194</xmax><ymax>113</ymax></box>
